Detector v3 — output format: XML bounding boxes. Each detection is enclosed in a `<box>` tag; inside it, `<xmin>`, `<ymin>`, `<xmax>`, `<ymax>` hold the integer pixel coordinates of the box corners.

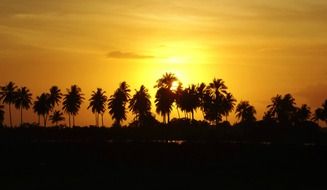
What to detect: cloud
<box><xmin>107</xmin><ymin>51</ymin><xmax>154</xmax><ymax>59</ymax></box>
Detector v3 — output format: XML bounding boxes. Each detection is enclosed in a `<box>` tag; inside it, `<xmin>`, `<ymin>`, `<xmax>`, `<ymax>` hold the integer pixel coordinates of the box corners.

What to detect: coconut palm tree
<box><xmin>62</xmin><ymin>85</ymin><xmax>84</xmax><ymax>127</ymax></box>
<box><xmin>49</xmin><ymin>110</ymin><xmax>65</xmax><ymax>127</ymax></box>
<box><xmin>0</xmin><ymin>82</ymin><xmax>17</xmax><ymax>127</ymax></box>
<box><xmin>206</xmin><ymin>78</ymin><xmax>227</xmax><ymax>99</ymax></box>
<box><xmin>15</xmin><ymin>87</ymin><xmax>33</xmax><ymax>126</ymax></box>
<box><xmin>129</xmin><ymin>85</ymin><xmax>152</xmax><ymax>127</ymax></box>
<box><xmin>88</xmin><ymin>88</ymin><xmax>107</xmax><ymax>127</ymax></box>
<box><xmin>154</xmin><ymin>73</ymin><xmax>178</xmax><ymax>124</ymax></box>
<box><xmin>49</xmin><ymin>86</ymin><xmax>62</xmax><ymax>110</ymax></box>
<box><xmin>0</xmin><ymin>105</ymin><xmax>4</xmax><ymax>127</ymax></box>
<box><xmin>33</xmin><ymin>93</ymin><xmax>51</xmax><ymax>127</ymax></box>
<box><xmin>267</xmin><ymin>94</ymin><xmax>296</xmax><ymax>125</ymax></box>
<box><xmin>222</xmin><ymin>92</ymin><xmax>236</xmax><ymax>121</ymax></box>
<box><xmin>178</xmin><ymin>85</ymin><xmax>200</xmax><ymax>120</ymax></box>
<box><xmin>203</xmin><ymin>78</ymin><xmax>228</xmax><ymax>126</ymax></box>
<box><xmin>174</xmin><ymin>82</ymin><xmax>183</xmax><ymax>118</ymax></box>
<box><xmin>313</xmin><ymin>100</ymin><xmax>327</xmax><ymax>126</ymax></box>
<box><xmin>108</xmin><ymin>82</ymin><xmax>130</xmax><ymax>127</ymax></box>
<box><xmin>196</xmin><ymin>82</ymin><xmax>206</xmax><ymax>119</ymax></box>
<box><xmin>155</xmin><ymin>72</ymin><xmax>178</xmax><ymax>89</ymax></box>
<box><xmin>235</xmin><ymin>101</ymin><xmax>257</xmax><ymax>123</ymax></box>
<box><xmin>155</xmin><ymin>87</ymin><xmax>174</xmax><ymax>124</ymax></box>
<box><xmin>295</xmin><ymin>104</ymin><xmax>311</xmax><ymax>123</ymax></box>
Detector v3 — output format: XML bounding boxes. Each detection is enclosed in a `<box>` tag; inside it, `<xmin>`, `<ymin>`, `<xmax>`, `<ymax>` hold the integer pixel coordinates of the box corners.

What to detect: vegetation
<box><xmin>108</xmin><ymin>82</ymin><xmax>130</xmax><ymax>127</ymax></box>
<box><xmin>63</xmin><ymin>85</ymin><xmax>84</xmax><ymax>127</ymax></box>
<box><xmin>0</xmin><ymin>73</ymin><xmax>326</xmax><ymax>132</ymax></box>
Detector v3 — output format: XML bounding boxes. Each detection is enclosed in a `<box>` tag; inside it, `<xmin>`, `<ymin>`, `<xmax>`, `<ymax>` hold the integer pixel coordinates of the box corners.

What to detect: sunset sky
<box><xmin>1</xmin><ymin>0</ymin><xmax>327</xmax><ymax>126</ymax></box>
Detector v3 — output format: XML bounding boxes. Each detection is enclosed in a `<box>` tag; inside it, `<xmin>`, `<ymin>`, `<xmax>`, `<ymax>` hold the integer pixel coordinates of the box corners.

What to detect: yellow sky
<box><xmin>1</xmin><ymin>0</ymin><xmax>327</xmax><ymax>126</ymax></box>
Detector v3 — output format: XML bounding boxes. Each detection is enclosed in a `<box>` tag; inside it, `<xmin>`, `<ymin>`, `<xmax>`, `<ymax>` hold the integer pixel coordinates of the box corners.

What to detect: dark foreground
<box><xmin>1</xmin><ymin>140</ymin><xmax>327</xmax><ymax>189</ymax></box>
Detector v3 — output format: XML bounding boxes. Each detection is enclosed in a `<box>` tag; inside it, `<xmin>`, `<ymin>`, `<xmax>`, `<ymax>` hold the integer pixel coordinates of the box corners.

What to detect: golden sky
<box><xmin>1</xmin><ymin>0</ymin><xmax>327</xmax><ymax>126</ymax></box>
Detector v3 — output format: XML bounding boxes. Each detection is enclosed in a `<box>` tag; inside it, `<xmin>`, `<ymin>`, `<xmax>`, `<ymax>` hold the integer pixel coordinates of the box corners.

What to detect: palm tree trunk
<box><xmin>95</xmin><ymin>114</ymin><xmax>98</xmax><ymax>127</ymax></box>
<box><xmin>9</xmin><ymin>103</ymin><xmax>12</xmax><ymax>128</ymax></box>
<box><xmin>167</xmin><ymin>113</ymin><xmax>170</xmax><ymax>124</ymax></box>
<box><xmin>101</xmin><ymin>114</ymin><xmax>104</xmax><ymax>127</ymax></box>
<box><xmin>20</xmin><ymin>107</ymin><xmax>23</xmax><ymax>127</ymax></box>
<box><xmin>38</xmin><ymin>115</ymin><xmax>40</xmax><ymax>126</ymax></box>
<box><xmin>191</xmin><ymin>110</ymin><xmax>194</xmax><ymax>121</ymax></box>
<box><xmin>43</xmin><ymin>114</ymin><xmax>46</xmax><ymax>127</ymax></box>
<box><xmin>73</xmin><ymin>116</ymin><xmax>75</xmax><ymax>127</ymax></box>
<box><xmin>68</xmin><ymin>114</ymin><xmax>71</xmax><ymax>128</ymax></box>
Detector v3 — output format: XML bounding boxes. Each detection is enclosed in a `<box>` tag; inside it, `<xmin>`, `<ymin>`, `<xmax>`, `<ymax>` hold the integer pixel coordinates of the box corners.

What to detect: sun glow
<box><xmin>170</xmin><ymin>81</ymin><xmax>179</xmax><ymax>91</ymax></box>
<box><xmin>167</xmin><ymin>56</ymin><xmax>186</xmax><ymax>64</ymax></box>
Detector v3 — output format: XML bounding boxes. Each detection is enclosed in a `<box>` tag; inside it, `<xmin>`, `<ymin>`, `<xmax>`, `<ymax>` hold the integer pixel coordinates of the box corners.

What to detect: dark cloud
<box><xmin>107</xmin><ymin>51</ymin><xmax>154</xmax><ymax>59</ymax></box>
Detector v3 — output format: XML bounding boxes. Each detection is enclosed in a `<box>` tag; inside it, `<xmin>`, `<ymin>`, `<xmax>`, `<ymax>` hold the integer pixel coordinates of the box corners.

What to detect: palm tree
<box><xmin>235</xmin><ymin>101</ymin><xmax>257</xmax><ymax>123</ymax></box>
<box><xmin>154</xmin><ymin>73</ymin><xmax>178</xmax><ymax>124</ymax></box>
<box><xmin>196</xmin><ymin>83</ymin><xmax>206</xmax><ymax>119</ymax></box>
<box><xmin>206</xmin><ymin>78</ymin><xmax>227</xmax><ymax>99</ymax></box>
<box><xmin>62</xmin><ymin>85</ymin><xmax>84</xmax><ymax>127</ymax></box>
<box><xmin>88</xmin><ymin>88</ymin><xmax>107</xmax><ymax>127</ymax></box>
<box><xmin>129</xmin><ymin>85</ymin><xmax>152</xmax><ymax>127</ymax></box>
<box><xmin>155</xmin><ymin>72</ymin><xmax>178</xmax><ymax>89</ymax></box>
<box><xmin>179</xmin><ymin>85</ymin><xmax>200</xmax><ymax>120</ymax></box>
<box><xmin>174</xmin><ymin>82</ymin><xmax>183</xmax><ymax>118</ymax></box>
<box><xmin>0</xmin><ymin>105</ymin><xmax>4</xmax><ymax>127</ymax></box>
<box><xmin>49</xmin><ymin>110</ymin><xmax>65</xmax><ymax>127</ymax></box>
<box><xmin>222</xmin><ymin>92</ymin><xmax>236</xmax><ymax>121</ymax></box>
<box><xmin>313</xmin><ymin>108</ymin><xmax>325</xmax><ymax>126</ymax></box>
<box><xmin>108</xmin><ymin>82</ymin><xmax>130</xmax><ymax>127</ymax></box>
<box><xmin>0</xmin><ymin>82</ymin><xmax>17</xmax><ymax>127</ymax></box>
<box><xmin>33</xmin><ymin>93</ymin><xmax>51</xmax><ymax>127</ymax></box>
<box><xmin>295</xmin><ymin>104</ymin><xmax>311</xmax><ymax>123</ymax></box>
<box><xmin>15</xmin><ymin>87</ymin><xmax>33</xmax><ymax>126</ymax></box>
<box><xmin>313</xmin><ymin>100</ymin><xmax>327</xmax><ymax>126</ymax></box>
<box><xmin>49</xmin><ymin>86</ymin><xmax>62</xmax><ymax>110</ymax></box>
<box><xmin>155</xmin><ymin>87</ymin><xmax>174</xmax><ymax>124</ymax></box>
<box><xmin>266</xmin><ymin>94</ymin><xmax>296</xmax><ymax>125</ymax></box>
<box><xmin>203</xmin><ymin>78</ymin><xmax>228</xmax><ymax>126</ymax></box>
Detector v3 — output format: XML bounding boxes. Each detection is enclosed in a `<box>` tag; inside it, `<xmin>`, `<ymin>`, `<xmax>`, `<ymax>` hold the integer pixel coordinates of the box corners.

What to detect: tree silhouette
<box><xmin>49</xmin><ymin>110</ymin><xmax>65</xmax><ymax>127</ymax></box>
<box><xmin>108</xmin><ymin>82</ymin><xmax>130</xmax><ymax>127</ymax></box>
<box><xmin>0</xmin><ymin>82</ymin><xmax>17</xmax><ymax>127</ymax></box>
<box><xmin>49</xmin><ymin>86</ymin><xmax>62</xmax><ymax>111</ymax></box>
<box><xmin>196</xmin><ymin>83</ymin><xmax>207</xmax><ymax>119</ymax></box>
<box><xmin>129</xmin><ymin>85</ymin><xmax>152</xmax><ymax>127</ymax></box>
<box><xmin>88</xmin><ymin>88</ymin><xmax>107</xmax><ymax>127</ymax></box>
<box><xmin>203</xmin><ymin>78</ymin><xmax>228</xmax><ymax>126</ymax></box>
<box><xmin>295</xmin><ymin>104</ymin><xmax>311</xmax><ymax>124</ymax></box>
<box><xmin>313</xmin><ymin>100</ymin><xmax>327</xmax><ymax>125</ymax></box>
<box><xmin>155</xmin><ymin>87</ymin><xmax>174</xmax><ymax>124</ymax></box>
<box><xmin>174</xmin><ymin>82</ymin><xmax>183</xmax><ymax>118</ymax></box>
<box><xmin>179</xmin><ymin>84</ymin><xmax>200</xmax><ymax>120</ymax></box>
<box><xmin>155</xmin><ymin>72</ymin><xmax>178</xmax><ymax>89</ymax></box>
<box><xmin>15</xmin><ymin>87</ymin><xmax>32</xmax><ymax>126</ymax></box>
<box><xmin>33</xmin><ymin>93</ymin><xmax>51</xmax><ymax>127</ymax></box>
<box><xmin>154</xmin><ymin>73</ymin><xmax>178</xmax><ymax>124</ymax></box>
<box><xmin>62</xmin><ymin>85</ymin><xmax>84</xmax><ymax>127</ymax></box>
<box><xmin>236</xmin><ymin>101</ymin><xmax>256</xmax><ymax>123</ymax></box>
<box><xmin>222</xmin><ymin>92</ymin><xmax>236</xmax><ymax>121</ymax></box>
<box><xmin>0</xmin><ymin>105</ymin><xmax>4</xmax><ymax>127</ymax></box>
<box><xmin>267</xmin><ymin>94</ymin><xmax>297</xmax><ymax>125</ymax></box>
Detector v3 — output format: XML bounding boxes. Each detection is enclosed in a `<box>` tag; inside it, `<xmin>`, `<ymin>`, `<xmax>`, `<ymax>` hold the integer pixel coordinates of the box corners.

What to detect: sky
<box><xmin>1</xmin><ymin>0</ymin><xmax>327</xmax><ymax>126</ymax></box>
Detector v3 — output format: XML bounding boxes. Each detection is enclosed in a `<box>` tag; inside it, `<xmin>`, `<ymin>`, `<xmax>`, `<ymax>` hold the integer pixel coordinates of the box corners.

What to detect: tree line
<box><xmin>0</xmin><ymin>73</ymin><xmax>327</xmax><ymax>128</ymax></box>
